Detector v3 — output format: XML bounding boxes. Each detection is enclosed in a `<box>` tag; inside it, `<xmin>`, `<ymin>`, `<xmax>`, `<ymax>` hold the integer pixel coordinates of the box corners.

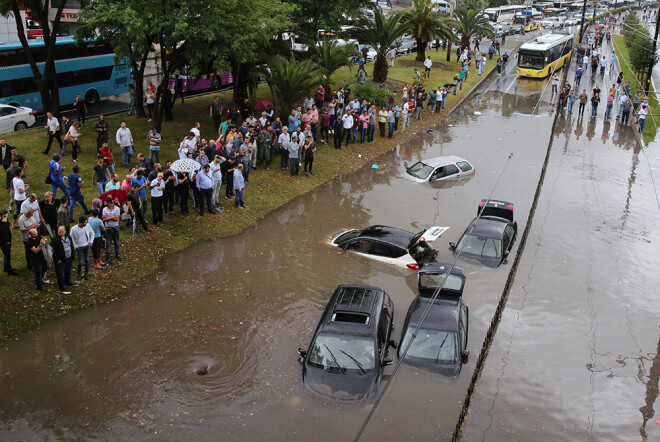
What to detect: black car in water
<box><xmin>398</xmin><ymin>263</ymin><xmax>469</xmax><ymax>376</ymax></box>
<box><xmin>449</xmin><ymin>199</ymin><xmax>518</xmax><ymax>268</ymax></box>
<box><xmin>298</xmin><ymin>284</ymin><xmax>394</xmax><ymax>401</ymax></box>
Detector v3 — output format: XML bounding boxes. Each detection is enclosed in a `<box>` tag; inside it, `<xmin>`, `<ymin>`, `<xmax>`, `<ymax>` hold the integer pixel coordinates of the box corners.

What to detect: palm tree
<box><xmin>398</xmin><ymin>0</ymin><xmax>454</xmax><ymax>61</ymax></box>
<box><xmin>450</xmin><ymin>7</ymin><xmax>494</xmax><ymax>51</ymax></box>
<box><xmin>354</xmin><ymin>10</ymin><xmax>404</xmax><ymax>83</ymax></box>
<box><xmin>308</xmin><ymin>40</ymin><xmax>354</xmax><ymax>81</ymax></box>
<box><xmin>257</xmin><ymin>57</ymin><xmax>322</xmax><ymax>116</ymax></box>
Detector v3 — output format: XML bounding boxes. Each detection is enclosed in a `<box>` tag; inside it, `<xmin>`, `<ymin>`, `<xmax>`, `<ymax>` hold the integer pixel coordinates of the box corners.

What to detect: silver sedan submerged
<box><xmin>405</xmin><ymin>155</ymin><xmax>475</xmax><ymax>184</ymax></box>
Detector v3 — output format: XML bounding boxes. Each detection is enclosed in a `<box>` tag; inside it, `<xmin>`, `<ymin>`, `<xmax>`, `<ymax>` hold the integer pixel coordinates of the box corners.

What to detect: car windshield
<box><xmin>334</xmin><ymin>229</ymin><xmax>361</xmax><ymax>244</ymax></box>
<box><xmin>419</xmin><ymin>273</ymin><xmax>464</xmax><ymax>292</ymax></box>
<box><xmin>308</xmin><ymin>334</ymin><xmax>376</xmax><ymax>371</ymax></box>
<box><xmin>456</xmin><ymin>234</ymin><xmax>502</xmax><ymax>259</ymax></box>
<box><xmin>407</xmin><ymin>161</ymin><xmax>434</xmax><ymax>180</ymax></box>
<box><xmin>401</xmin><ymin>327</ymin><xmax>458</xmax><ymax>362</ymax></box>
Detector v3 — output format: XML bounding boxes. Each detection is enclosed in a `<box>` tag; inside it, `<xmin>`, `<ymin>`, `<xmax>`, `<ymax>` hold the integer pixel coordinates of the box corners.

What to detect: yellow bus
<box><xmin>516</xmin><ymin>33</ymin><xmax>574</xmax><ymax>78</ymax></box>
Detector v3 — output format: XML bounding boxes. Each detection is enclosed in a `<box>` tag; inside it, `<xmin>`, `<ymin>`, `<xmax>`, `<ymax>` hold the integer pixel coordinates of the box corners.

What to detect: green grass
<box><xmin>0</xmin><ymin>50</ymin><xmax>496</xmax><ymax>340</ymax></box>
<box><xmin>612</xmin><ymin>34</ymin><xmax>659</xmax><ymax>144</ymax></box>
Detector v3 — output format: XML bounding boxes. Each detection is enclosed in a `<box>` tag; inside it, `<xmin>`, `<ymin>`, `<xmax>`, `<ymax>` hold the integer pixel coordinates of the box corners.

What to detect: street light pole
<box><xmin>578</xmin><ymin>0</ymin><xmax>588</xmax><ymax>45</ymax></box>
<box><xmin>646</xmin><ymin>4</ymin><xmax>660</xmax><ymax>93</ymax></box>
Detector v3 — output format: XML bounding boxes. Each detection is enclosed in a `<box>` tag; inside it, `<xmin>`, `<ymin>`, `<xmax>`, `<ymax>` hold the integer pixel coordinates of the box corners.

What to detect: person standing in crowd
<box><xmin>70</xmin><ymin>216</ymin><xmax>93</xmax><ymax>281</ymax></box>
<box><xmin>51</xmin><ymin>225</ymin><xmax>74</xmax><ymax>294</ymax></box>
<box><xmin>315</xmin><ymin>85</ymin><xmax>325</xmax><ymax>110</ymax></box>
<box><xmin>620</xmin><ymin>96</ymin><xmax>632</xmax><ymax>125</ymax></box>
<box><xmin>127</xmin><ymin>182</ymin><xmax>150</xmax><ymax>233</ymax></box>
<box><xmin>578</xmin><ymin>90</ymin><xmax>587</xmax><ymax>117</ymax></box>
<box><xmin>145</xmin><ymin>87</ymin><xmax>156</xmax><ymax>121</ymax></box>
<box><xmin>19</xmin><ymin>206</ymin><xmax>39</xmax><ymax>270</ymax></box>
<box><xmin>196</xmin><ymin>163</ymin><xmax>215</xmax><ymax>216</ymax></box>
<box><xmin>161</xmin><ymin>87</ymin><xmax>174</xmax><ymax>121</ymax></box>
<box><xmin>149</xmin><ymin>171</ymin><xmax>165</xmax><ymax>227</ymax></box>
<box><xmin>209</xmin><ymin>96</ymin><xmax>223</xmax><ymax>131</ymax></box>
<box><xmin>1</xmin><ymin>138</ymin><xmax>13</xmax><ymax>171</ymax></box>
<box><xmin>257</xmin><ymin>125</ymin><xmax>272</xmax><ymax>170</ymax></box>
<box><xmin>233</xmin><ymin>163</ymin><xmax>247</xmax><ymax>209</ymax></box>
<box><xmin>177</xmin><ymin>171</ymin><xmax>191</xmax><ymax>214</ymax></box>
<box><xmin>378</xmin><ymin>106</ymin><xmax>388</xmax><ymax>137</ymax></box>
<box><xmin>163</xmin><ymin>162</ymin><xmax>176</xmax><ymax>216</ymax></box>
<box><xmin>132</xmin><ymin>169</ymin><xmax>148</xmax><ymax>217</ymax></box>
<box><xmin>424</xmin><ymin>56</ymin><xmax>432</xmax><ymax>75</ymax></box>
<box><xmin>102</xmin><ymin>197</ymin><xmax>121</xmax><ymax>264</ymax></box>
<box><xmin>147</xmin><ymin>127</ymin><xmax>161</xmax><ymax>164</ymax></box>
<box><xmin>174</xmin><ymin>74</ymin><xmax>184</xmax><ymax>104</ymax></box>
<box><xmin>128</xmin><ymin>84</ymin><xmax>137</xmax><ymax>115</ymax></box>
<box><xmin>43</xmin><ymin>112</ymin><xmax>63</xmax><ymax>155</ymax></box>
<box><xmin>66</xmin><ymin>120</ymin><xmax>82</xmax><ymax>163</ymax></box>
<box><xmin>116</xmin><ymin>121</ymin><xmax>134</xmax><ymax>167</ymax></box>
<box><xmin>93</xmin><ymin>115</ymin><xmax>109</xmax><ymax>151</ymax></box>
<box><xmin>278</xmin><ymin>126</ymin><xmax>291</xmax><ymax>169</ymax></box>
<box><xmin>387</xmin><ymin>107</ymin><xmax>396</xmax><ymax>139</ymax></box>
<box><xmin>67</xmin><ymin>165</ymin><xmax>90</xmax><ymax>222</ymax></box>
<box><xmin>88</xmin><ymin>209</ymin><xmax>105</xmax><ymax>269</ymax></box>
<box><xmin>11</xmin><ymin>167</ymin><xmax>28</xmax><ymax>228</ymax></box>
<box><xmin>210</xmin><ymin>154</ymin><xmax>224</xmax><ymax>208</ymax></box>
<box><xmin>638</xmin><ymin>102</ymin><xmax>648</xmax><ymax>133</ymax></box>
<box><xmin>591</xmin><ymin>92</ymin><xmax>600</xmax><ymax>117</ymax></box>
<box><xmin>287</xmin><ymin>135</ymin><xmax>300</xmax><ymax>176</ymax></box>
<box><xmin>304</xmin><ymin>135</ymin><xmax>315</xmax><ymax>178</ymax></box>
<box><xmin>27</xmin><ymin>228</ymin><xmax>48</xmax><ymax>291</ymax></box>
<box><xmin>49</xmin><ymin>154</ymin><xmax>69</xmax><ymax>198</ymax></box>
<box><xmin>60</xmin><ymin>115</ymin><xmax>73</xmax><ymax>156</ymax></box>
<box><xmin>39</xmin><ymin>191</ymin><xmax>58</xmax><ymax>236</ymax></box>
<box><xmin>0</xmin><ymin>210</ymin><xmax>16</xmax><ymax>276</ymax></box>
<box><xmin>99</xmin><ymin>142</ymin><xmax>115</xmax><ymax>177</ymax></box>
<box><xmin>106</xmin><ymin>173</ymin><xmax>121</xmax><ymax>192</ymax></box>
<box><xmin>73</xmin><ymin>94</ymin><xmax>87</xmax><ymax>126</ymax></box>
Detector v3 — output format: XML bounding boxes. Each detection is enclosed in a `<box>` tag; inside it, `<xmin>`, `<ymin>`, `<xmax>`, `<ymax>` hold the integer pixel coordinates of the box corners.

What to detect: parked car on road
<box><xmin>449</xmin><ymin>199</ymin><xmax>518</xmax><ymax>268</ymax></box>
<box><xmin>396</xmin><ymin>35</ymin><xmax>418</xmax><ymax>55</ymax></box>
<box><xmin>0</xmin><ymin>104</ymin><xmax>35</xmax><ymax>134</ymax></box>
<box><xmin>405</xmin><ymin>155</ymin><xmax>475</xmax><ymax>184</ymax></box>
<box><xmin>331</xmin><ymin>225</ymin><xmax>449</xmax><ymax>269</ymax></box>
<box><xmin>298</xmin><ymin>284</ymin><xmax>395</xmax><ymax>401</ymax></box>
<box><xmin>541</xmin><ymin>17</ymin><xmax>563</xmax><ymax>28</ymax></box>
<box><xmin>398</xmin><ymin>263</ymin><xmax>469</xmax><ymax>376</ymax></box>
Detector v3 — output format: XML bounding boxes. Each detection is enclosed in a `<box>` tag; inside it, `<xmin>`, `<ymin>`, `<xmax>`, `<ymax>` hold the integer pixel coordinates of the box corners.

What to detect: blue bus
<box><xmin>0</xmin><ymin>37</ymin><xmax>130</xmax><ymax>113</ymax></box>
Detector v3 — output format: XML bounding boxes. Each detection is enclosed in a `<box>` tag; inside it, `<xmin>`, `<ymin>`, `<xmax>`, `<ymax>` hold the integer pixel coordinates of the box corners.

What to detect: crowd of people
<box><xmin>1</xmin><ymin>49</ymin><xmax>487</xmax><ymax>293</ymax></box>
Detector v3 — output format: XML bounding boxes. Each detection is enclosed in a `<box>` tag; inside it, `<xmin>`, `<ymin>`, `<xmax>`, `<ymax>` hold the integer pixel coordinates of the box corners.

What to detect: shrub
<box><xmin>351</xmin><ymin>82</ymin><xmax>394</xmax><ymax>107</ymax></box>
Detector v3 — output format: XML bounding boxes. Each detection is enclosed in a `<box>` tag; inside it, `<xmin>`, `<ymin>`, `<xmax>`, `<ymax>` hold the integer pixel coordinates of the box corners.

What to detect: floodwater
<box><xmin>1</xmin><ymin>61</ymin><xmax>647</xmax><ymax>441</ymax></box>
<box><xmin>462</xmin><ymin>54</ymin><xmax>660</xmax><ymax>440</ymax></box>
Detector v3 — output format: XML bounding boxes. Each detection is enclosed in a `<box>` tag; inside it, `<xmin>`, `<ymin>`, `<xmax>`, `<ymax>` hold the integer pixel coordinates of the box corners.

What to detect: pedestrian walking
<box><xmin>66</xmin><ymin>120</ymin><xmax>82</xmax><ymax>163</ymax></box>
<box><xmin>578</xmin><ymin>90</ymin><xmax>588</xmax><ymax>116</ymax></box>
<box><xmin>73</xmin><ymin>94</ymin><xmax>87</xmax><ymax>126</ymax></box>
<box><xmin>43</xmin><ymin>112</ymin><xmax>63</xmax><ymax>155</ymax></box>
<box><xmin>93</xmin><ymin>115</ymin><xmax>109</xmax><ymax>151</ymax></box>
<box><xmin>638</xmin><ymin>103</ymin><xmax>648</xmax><ymax>133</ymax></box>
<box><xmin>116</xmin><ymin>121</ymin><xmax>134</xmax><ymax>167</ymax></box>
<box><xmin>591</xmin><ymin>93</ymin><xmax>600</xmax><ymax>117</ymax></box>
<box><xmin>551</xmin><ymin>73</ymin><xmax>559</xmax><ymax>95</ymax></box>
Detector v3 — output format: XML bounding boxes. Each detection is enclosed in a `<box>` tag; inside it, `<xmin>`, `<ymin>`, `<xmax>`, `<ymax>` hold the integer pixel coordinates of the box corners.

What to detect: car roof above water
<box><xmin>321</xmin><ymin>284</ymin><xmax>387</xmax><ymax>336</ymax></box>
<box><xmin>418</xmin><ymin>155</ymin><xmax>469</xmax><ymax>168</ymax></box>
<box><xmin>357</xmin><ymin>225</ymin><xmax>414</xmax><ymax>249</ymax></box>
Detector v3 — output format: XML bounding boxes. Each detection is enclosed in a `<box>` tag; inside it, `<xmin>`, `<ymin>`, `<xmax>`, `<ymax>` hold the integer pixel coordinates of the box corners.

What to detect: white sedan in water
<box><xmin>405</xmin><ymin>155</ymin><xmax>475</xmax><ymax>183</ymax></box>
<box><xmin>0</xmin><ymin>104</ymin><xmax>35</xmax><ymax>134</ymax></box>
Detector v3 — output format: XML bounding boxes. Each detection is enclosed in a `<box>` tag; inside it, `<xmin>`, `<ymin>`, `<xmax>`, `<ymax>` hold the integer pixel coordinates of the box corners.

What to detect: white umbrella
<box><xmin>171</xmin><ymin>158</ymin><xmax>201</xmax><ymax>174</ymax></box>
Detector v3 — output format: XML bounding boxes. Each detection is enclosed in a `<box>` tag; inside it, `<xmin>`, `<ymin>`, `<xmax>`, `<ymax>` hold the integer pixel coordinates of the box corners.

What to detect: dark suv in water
<box><xmin>298</xmin><ymin>284</ymin><xmax>394</xmax><ymax>401</ymax></box>
<box><xmin>399</xmin><ymin>263</ymin><xmax>469</xmax><ymax>376</ymax></box>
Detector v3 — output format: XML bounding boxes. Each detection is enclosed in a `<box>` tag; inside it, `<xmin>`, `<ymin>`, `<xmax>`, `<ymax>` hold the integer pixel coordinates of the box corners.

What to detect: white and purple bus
<box><xmin>167</xmin><ymin>67</ymin><xmax>233</xmax><ymax>93</ymax></box>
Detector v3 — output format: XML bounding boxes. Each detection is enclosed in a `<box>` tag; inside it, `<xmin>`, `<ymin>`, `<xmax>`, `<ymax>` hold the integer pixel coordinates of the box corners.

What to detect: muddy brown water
<box><xmin>0</xmin><ymin>72</ymin><xmax>594</xmax><ymax>441</ymax></box>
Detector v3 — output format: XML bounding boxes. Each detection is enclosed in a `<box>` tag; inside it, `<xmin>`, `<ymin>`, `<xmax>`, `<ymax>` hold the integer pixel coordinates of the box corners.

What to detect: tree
<box><xmin>308</xmin><ymin>40</ymin><xmax>354</xmax><ymax>81</ymax></box>
<box><xmin>354</xmin><ymin>11</ymin><xmax>404</xmax><ymax>83</ymax></box>
<box><xmin>0</xmin><ymin>0</ymin><xmax>68</xmax><ymax>115</ymax></box>
<box><xmin>450</xmin><ymin>7</ymin><xmax>494</xmax><ymax>50</ymax></box>
<box><xmin>77</xmin><ymin>0</ymin><xmax>155</xmax><ymax>119</ymax></box>
<box><xmin>398</xmin><ymin>0</ymin><xmax>454</xmax><ymax>61</ymax></box>
<box><xmin>290</xmin><ymin>0</ymin><xmax>371</xmax><ymax>43</ymax></box>
<box><xmin>257</xmin><ymin>57</ymin><xmax>321</xmax><ymax>117</ymax></box>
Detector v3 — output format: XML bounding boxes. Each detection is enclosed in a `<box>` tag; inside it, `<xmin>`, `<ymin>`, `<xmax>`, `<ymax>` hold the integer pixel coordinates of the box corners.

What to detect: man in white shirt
<box><xmin>20</xmin><ymin>193</ymin><xmax>42</xmax><ymax>224</ymax></box>
<box><xmin>342</xmin><ymin>110</ymin><xmax>354</xmax><ymax>146</ymax></box>
<box><xmin>424</xmin><ymin>56</ymin><xmax>433</xmax><ymax>74</ymax></box>
<box><xmin>178</xmin><ymin>133</ymin><xmax>196</xmax><ymax>159</ymax></box>
<box><xmin>210</xmin><ymin>154</ymin><xmax>225</xmax><ymax>208</ymax></box>
<box><xmin>116</xmin><ymin>121</ymin><xmax>134</xmax><ymax>167</ymax></box>
<box><xmin>43</xmin><ymin>112</ymin><xmax>63</xmax><ymax>155</ymax></box>
<box><xmin>277</xmin><ymin>127</ymin><xmax>291</xmax><ymax>170</ymax></box>
<box><xmin>190</xmin><ymin>122</ymin><xmax>201</xmax><ymax>147</ymax></box>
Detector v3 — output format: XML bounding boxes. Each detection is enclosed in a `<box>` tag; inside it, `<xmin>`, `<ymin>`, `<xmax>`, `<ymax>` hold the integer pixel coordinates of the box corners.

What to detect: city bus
<box><xmin>516</xmin><ymin>33</ymin><xmax>574</xmax><ymax>78</ymax></box>
<box><xmin>513</xmin><ymin>11</ymin><xmax>542</xmax><ymax>32</ymax></box>
<box><xmin>0</xmin><ymin>37</ymin><xmax>130</xmax><ymax>112</ymax></box>
<box><xmin>484</xmin><ymin>5</ymin><xmax>528</xmax><ymax>23</ymax></box>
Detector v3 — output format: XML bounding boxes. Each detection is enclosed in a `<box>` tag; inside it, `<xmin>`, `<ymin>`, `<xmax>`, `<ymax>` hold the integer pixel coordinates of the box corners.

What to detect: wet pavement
<box><xmin>461</xmin><ymin>44</ymin><xmax>660</xmax><ymax>440</ymax></box>
<box><xmin>2</xmin><ymin>37</ymin><xmax>655</xmax><ymax>441</ymax></box>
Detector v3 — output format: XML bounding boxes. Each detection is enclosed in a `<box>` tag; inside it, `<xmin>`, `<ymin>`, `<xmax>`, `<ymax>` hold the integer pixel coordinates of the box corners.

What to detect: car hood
<box><xmin>401</xmin><ymin>356</ymin><xmax>463</xmax><ymax>377</ymax></box>
<box><xmin>303</xmin><ymin>364</ymin><xmax>380</xmax><ymax>402</ymax></box>
<box><xmin>454</xmin><ymin>250</ymin><xmax>502</xmax><ymax>268</ymax></box>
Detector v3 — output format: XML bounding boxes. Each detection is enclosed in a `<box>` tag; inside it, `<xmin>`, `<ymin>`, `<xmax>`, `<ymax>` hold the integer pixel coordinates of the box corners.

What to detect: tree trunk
<box><xmin>446</xmin><ymin>40</ymin><xmax>452</xmax><ymax>62</ymax></box>
<box><xmin>232</xmin><ymin>63</ymin><xmax>250</xmax><ymax>103</ymax></box>
<box><xmin>153</xmin><ymin>42</ymin><xmax>170</xmax><ymax>132</ymax></box>
<box><xmin>415</xmin><ymin>38</ymin><xmax>426</xmax><ymax>62</ymax></box>
<box><xmin>132</xmin><ymin>48</ymin><xmax>151</xmax><ymax>119</ymax></box>
<box><xmin>372</xmin><ymin>55</ymin><xmax>390</xmax><ymax>83</ymax></box>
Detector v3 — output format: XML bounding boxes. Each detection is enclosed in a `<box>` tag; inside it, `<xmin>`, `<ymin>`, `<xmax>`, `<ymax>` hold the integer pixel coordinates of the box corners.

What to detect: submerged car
<box><xmin>331</xmin><ymin>225</ymin><xmax>449</xmax><ymax>269</ymax></box>
<box><xmin>405</xmin><ymin>155</ymin><xmax>475</xmax><ymax>184</ymax></box>
<box><xmin>298</xmin><ymin>284</ymin><xmax>395</xmax><ymax>401</ymax></box>
<box><xmin>450</xmin><ymin>199</ymin><xmax>517</xmax><ymax>268</ymax></box>
<box><xmin>398</xmin><ymin>263</ymin><xmax>469</xmax><ymax>376</ymax></box>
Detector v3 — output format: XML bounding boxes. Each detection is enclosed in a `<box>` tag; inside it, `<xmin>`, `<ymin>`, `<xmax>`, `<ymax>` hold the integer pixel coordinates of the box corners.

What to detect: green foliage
<box><xmin>290</xmin><ymin>0</ymin><xmax>371</xmax><ymax>42</ymax></box>
<box><xmin>450</xmin><ymin>7</ymin><xmax>494</xmax><ymax>48</ymax></box>
<box><xmin>351</xmin><ymin>83</ymin><xmax>393</xmax><ymax>107</ymax></box>
<box><xmin>354</xmin><ymin>10</ymin><xmax>404</xmax><ymax>82</ymax></box>
<box><xmin>487</xmin><ymin>0</ymin><xmax>508</xmax><ymax>6</ymax></box>
<box><xmin>308</xmin><ymin>41</ymin><xmax>355</xmax><ymax>81</ymax></box>
<box><xmin>398</xmin><ymin>0</ymin><xmax>454</xmax><ymax>61</ymax></box>
<box><xmin>456</xmin><ymin>0</ymin><xmax>486</xmax><ymax>14</ymax></box>
<box><xmin>257</xmin><ymin>57</ymin><xmax>322</xmax><ymax>115</ymax></box>
<box><xmin>621</xmin><ymin>13</ymin><xmax>657</xmax><ymax>72</ymax></box>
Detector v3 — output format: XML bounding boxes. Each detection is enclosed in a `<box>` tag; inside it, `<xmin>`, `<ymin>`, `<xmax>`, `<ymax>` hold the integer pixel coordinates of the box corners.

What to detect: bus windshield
<box><xmin>518</xmin><ymin>51</ymin><xmax>545</xmax><ymax>69</ymax></box>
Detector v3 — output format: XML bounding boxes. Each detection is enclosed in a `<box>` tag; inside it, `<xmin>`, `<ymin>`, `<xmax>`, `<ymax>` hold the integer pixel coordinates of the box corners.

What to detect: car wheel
<box><xmin>14</xmin><ymin>121</ymin><xmax>29</xmax><ymax>132</ymax></box>
<box><xmin>85</xmin><ymin>89</ymin><xmax>100</xmax><ymax>105</ymax></box>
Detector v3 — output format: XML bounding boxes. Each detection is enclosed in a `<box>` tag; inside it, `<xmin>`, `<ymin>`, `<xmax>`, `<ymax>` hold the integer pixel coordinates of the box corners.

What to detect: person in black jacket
<box><xmin>221</xmin><ymin>156</ymin><xmax>236</xmax><ymax>200</ymax></box>
<box><xmin>0</xmin><ymin>210</ymin><xmax>17</xmax><ymax>275</ymax></box>
<box><xmin>1</xmin><ymin>138</ymin><xmax>13</xmax><ymax>171</ymax></box>
<box><xmin>39</xmin><ymin>191</ymin><xmax>58</xmax><ymax>236</ymax></box>
<box><xmin>51</xmin><ymin>225</ymin><xmax>74</xmax><ymax>294</ymax></box>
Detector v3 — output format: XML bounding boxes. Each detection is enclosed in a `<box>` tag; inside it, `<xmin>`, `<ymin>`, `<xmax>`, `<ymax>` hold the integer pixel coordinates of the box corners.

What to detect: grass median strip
<box><xmin>0</xmin><ymin>52</ymin><xmax>496</xmax><ymax>340</ymax></box>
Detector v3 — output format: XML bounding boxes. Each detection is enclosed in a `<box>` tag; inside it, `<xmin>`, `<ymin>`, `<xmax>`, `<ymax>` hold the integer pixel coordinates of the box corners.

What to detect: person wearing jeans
<box><xmin>388</xmin><ymin>109</ymin><xmax>396</xmax><ymax>139</ymax></box>
<box><xmin>287</xmin><ymin>137</ymin><xmax>300</xmax><ymax>176</ymax></box>
<box><xmin>195</xmin><ymin>164</ymin><xmax>215</xmax><ymax>216</ymax></box>
<box><xmin>233</xmin><ymin>164</ymin><xmax>246</xmax><ymax>208</ymax></box>
<box><xmin>49</xmin><ymin>154</ymin><xmax>70</xmax><ymax>198</ymax></box>
<box><xmin>51</xmin><ymin>225</ymin><xmax>74</xmax><ymax>294</ymax></box>
<box><xmin>70</xmin><ymin>216</ymin><xmax>93</xmax><ymax>280</ymax></box>
<box><xmin>102</xmin><ymin>198</ymin><xmax>121</xmax><ymax>264</ymax></box>
<box><xmin>27</xmin><ymin>228</ymin><xmax>48</xmax><ymax>291</ymax></box>
<box><xmin>93</xmin><ymin>155</ymin><xmax>111</xmax><ymax>196</ymax></box>
<box><xmin>116</xmin><ymin>121</ymin><xmax>134</xmax><ymax>167</ymax></box>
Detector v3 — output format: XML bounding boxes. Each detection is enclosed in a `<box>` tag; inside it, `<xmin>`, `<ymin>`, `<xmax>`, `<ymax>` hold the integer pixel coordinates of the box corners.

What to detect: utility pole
<box><xmin>578</xmin><ymin>0</ymin><xmax>588</xmax><ymax>44</ymax></box>
<box><xmin>646</xmin><ymin>4</ymin><xmax>660</xmax><ymax>93</ymax></box>
<box><xmin>446</xmin><ymin>0</ymin><xmax>455</xmax><ymax>62</ymax></box>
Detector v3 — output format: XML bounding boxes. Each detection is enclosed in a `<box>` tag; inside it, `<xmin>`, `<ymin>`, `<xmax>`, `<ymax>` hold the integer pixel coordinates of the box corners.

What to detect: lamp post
<box><xmin>578</xmin><ymin>0</ymin><xmax>588</xmax><ymax>45</ymax></box>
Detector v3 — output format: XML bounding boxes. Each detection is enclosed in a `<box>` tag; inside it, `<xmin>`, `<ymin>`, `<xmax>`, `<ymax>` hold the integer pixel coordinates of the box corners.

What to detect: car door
<box><xmin>459</xmin><ymin>303</ymin><xmax>468</xmax><ymax>355</ymax></box>
<box><xmin>368</xmin><ymin>241</ymin><xmax>408</xmax><ymax>266</ymax></box>
<box><xmin>435</xmin><ymin>164</ymin><xmax>460</xmax><ymax>181</ymax></box>
<box><xmin>0</xmin><ymin>107</ymin><xmax>15</xmax><ymax>134</ymax></box>
<box><xmin>503</xmin><ymin>224</ymin><xmax>516</xmax><ymax>254</ymax></box>
<box><xmin>344</xmin><ymin>239</ymin><xmax>373</xmax><ymax>256</ymax></box>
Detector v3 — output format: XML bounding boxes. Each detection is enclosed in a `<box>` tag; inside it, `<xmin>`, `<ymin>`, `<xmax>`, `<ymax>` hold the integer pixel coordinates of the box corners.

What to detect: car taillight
<box><xmin>506</xmin><ymin>204</ymin><xmax>514</xmax><ymax>210</ymax></box>
<box><xmin>29</xmin><ymin>111</ymin><xmax>33</xmax><ymax>115</ymax></box>
<box><xmin>479</xmin><ymin>201</ymin><xmax>486</xmax><ymax>206</ymax></box>
<box><xmin>407</xmin><ymin>263</ymin><xmax>419</xmax><ymax>270</ymax></box>
<box><xmin>420</xmin><ymin>237</ymin><xmax>425</xmax><ymax>242</ymax></box>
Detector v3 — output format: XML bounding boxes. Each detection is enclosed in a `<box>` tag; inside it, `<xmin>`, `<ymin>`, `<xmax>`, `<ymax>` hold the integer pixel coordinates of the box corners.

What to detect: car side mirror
<box><xmin>449</xmin><ymin>242</ymin><xmax>456</xmax><ymax>250</ymax></box>
<box><xmin>462</xmin><ymin>349</ymin><xmax>470</xmax><ymax>361</ymax></box>
<box><xmin>298</xmin><ymin>348</ymin><xmax>307</xmax><ymax>359</ymax></box>
<box><xmin>382</xmin><ymin>358</ymin><xmax>393</xmax><ymax>367</ymax></box>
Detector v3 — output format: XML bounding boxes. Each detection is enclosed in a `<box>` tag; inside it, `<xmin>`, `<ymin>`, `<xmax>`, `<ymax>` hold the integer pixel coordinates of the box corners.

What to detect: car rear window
<box><xmin>457</xmin><ymin>161</ymin><xmax>472</xmax><ymax>172</ymax></box>
<box><xmin>419</xmin><ymin>273</ymin><xmax>464</xmax><ymax>292</ymax></box>
<box><xmin>334</xmin><ymin>229</ymin><xmax>361</xmax><ymax>244</ymax></box>
<box><xmin>457</xmin><ymin>234</ymin><xmax>502</xmax><ymax>258</ymax></box>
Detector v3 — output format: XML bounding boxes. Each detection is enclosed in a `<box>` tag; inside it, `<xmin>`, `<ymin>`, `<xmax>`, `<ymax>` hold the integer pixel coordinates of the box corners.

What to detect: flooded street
<box><xmin>2</xmin><ymin>51</ymin><xmax>657</xmax><ymax>441</ymax></box>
